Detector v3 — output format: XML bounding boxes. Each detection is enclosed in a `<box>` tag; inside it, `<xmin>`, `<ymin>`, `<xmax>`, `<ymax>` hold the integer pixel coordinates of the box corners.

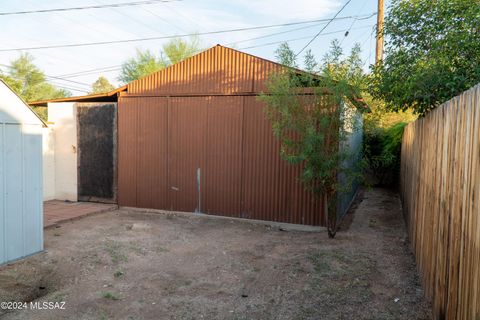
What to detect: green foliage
<box><xmin>119</xmin><ymin>37</ymin><xmax>203</xmax><ymax>83</ymax></box>
<box><xmin>370</xmin><ymin>0</ymin><xmax>480</xmax><ymax>115</ymax></box>
<box><xmin>260</xmin><ymin>41</ymin><xmax>366</xmax><ymax>237</ymax></box>
<box><xmin>91</xmin><ymin>76</ymin><xmax>115</xmax><ymax>94</ymax></box>
<box><xmin>303</xmin><ymin>49</ymin><xmax>318</xmax><ymax>73</ymax></box>
<box><xmin>363</xmin><ymin>95</ymin><xmax>416</xmax><ymax>187</ymax></box>
<box><xmin>364</xmin><ymin>120</ymin><xmax>408</xmax><ymax>187</ymax></box>
<box><xmin>322</xmin><ymin>40</ymin><xmax>365</xmax><ymax>90</ymax></box>
<box><xmin>161</xmin><ymin>36</ymin><xmax>202</xmax><ymax>65</ymax></box>
<box><xmin>113</xmin><ymin>270</ymin><xmax>124</xmax><ymax>278</ymax></box>
<box><xmin>0</xmin><ymin>53</ymin><xmax>70</xmax><ymax>103</ymax></box>
<box><xmin>118</xmin><ymin>49</ymin><xmax>166</xmax><ymax>84</ymax></box>
<box><xmin>274</xmin><ymin>42</ymin><xmax>297</xmax><ymax>68</ymax></box>
<box><xmin>31</xmin><ymin>106</ymin><xmax>48</xmax><ymax>122</ymax></box>
<box><xmin>101</xmin><ymin>291</ymin><xmax>120</xmax><ymax>300</ymax></box>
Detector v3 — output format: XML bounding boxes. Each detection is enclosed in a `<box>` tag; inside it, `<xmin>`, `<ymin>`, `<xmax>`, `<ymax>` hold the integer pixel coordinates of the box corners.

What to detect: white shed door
<box><xmin>0</xmin><ymin>123</ymin><xmax>43</xmax><ymax>264</ymax></box>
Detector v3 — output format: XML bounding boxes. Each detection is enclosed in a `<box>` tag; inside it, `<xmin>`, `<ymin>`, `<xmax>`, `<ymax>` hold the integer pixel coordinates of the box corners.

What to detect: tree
<box><xmin>0</xmin><ymin>53</ymin><xmax>70</xmax><ymax>122</ymax></box>
<box><xmin>118</xmin><ymin>37</ymin><xmax>203</xmax><ymax>83</ymax></box>
<box><xmin>369</xmin><ymin>0</ymin><xmax>480</xmax><ymax>115</ymax></box>
<box><xmin>161</xmin><ymin>36</ymin><xmax>202</xmax><ymax>65</ymax></box>
<box><xmin>118</xmin><ymin>49</ymin><xmax>166</xmax><ymax>84</ymax></box>
<box><xmin>322</xmin><ymin>40</ymin><xmax>365</xmax><ymax>90</ymax></box>
<box><xmin>303</xmin><ymin>49</ymin><xmax>318</xmax><ymax>73</ymax></box>
<box><xmin>260</xmin><ymin>41</ymin><xmax>365</xmax><ymax>237</ymax></box>
<box><xmin>0</xmin><ymin>53</ymin><xmax>70</xmax><ymax>103</ymax></box>
<box><xmin>91</xmin><ymin>76</ymin><xmax>115</xmax><ymax>94</ymax></box>
<box><xmin>274</xmin><ymin>42</ymin><xmax>297</xmax><ymax>68</ymax></box>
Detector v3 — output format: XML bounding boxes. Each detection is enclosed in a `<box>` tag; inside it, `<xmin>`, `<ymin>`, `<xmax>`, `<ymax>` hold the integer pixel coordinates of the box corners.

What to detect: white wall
<box><xmin>42</xmin><ymin>127</ymin><xmax>55</xmax><ymax>201</ymax></box>
<box><xmin>0</xmin><ymin>82</ymin><xmax>44</xmax><ymax>125</ymax></box>
<box><xmin>45</xmin><ymin>102</ymin><xmax>78</xmax><ymax>202</ymax></box>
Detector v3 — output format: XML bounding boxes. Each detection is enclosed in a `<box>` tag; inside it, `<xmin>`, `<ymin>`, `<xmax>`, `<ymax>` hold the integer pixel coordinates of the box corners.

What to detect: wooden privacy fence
<box><xmin>400</xmin><ymin>84</ymin><xmax>480</xmax><ymax>319</ymax></box>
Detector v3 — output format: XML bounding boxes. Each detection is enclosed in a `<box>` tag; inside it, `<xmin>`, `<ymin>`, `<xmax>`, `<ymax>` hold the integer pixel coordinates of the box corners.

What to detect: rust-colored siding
<box><xmin>167</xmin><ymin>97</ymin><xmax>207</xmax><ymax>212</ymax></box>
<box><xmin>136</xmin><ymin>98</ymin><xmax>168</xmax><ymax>209</ymax></box>
<box><xmin>127</xmin><ymin>45</ymin><xmax>282</xmax><ymax>96</ymax></box>
<box><xmin>241</xmin><ymin>96</ymin><xmax>324</xmax><ymax>225</ymax></box>
<box><xmin>117</xmin><ymin>97</ymin><xmax>138</xmax><ymax>207</ymax></box>
<box><xmin>117</xmin><ymin>45</ymin><xmax>326</xmax><ymax>225</ymax></box>
<box><xmin>203</xmin><ymin>96</ymin><xmax>243</xmax><ymax>216</ymax></box>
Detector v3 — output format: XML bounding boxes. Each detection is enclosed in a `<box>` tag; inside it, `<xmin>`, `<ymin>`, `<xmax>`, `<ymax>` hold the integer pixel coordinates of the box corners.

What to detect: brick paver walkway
<box><xmin>44</xmin><ymin>200</ymin><xmax>117</xmax><ymax>228</ymax></box>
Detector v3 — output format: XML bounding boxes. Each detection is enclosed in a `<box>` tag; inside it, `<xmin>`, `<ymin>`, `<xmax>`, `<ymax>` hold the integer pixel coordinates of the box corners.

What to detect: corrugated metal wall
<box><xmin>118</xmin><ymin>95</ymin><xmax>325</xmax><ymax>225</ymax></box>
<box><xmin>117</xmin><ymin>45</ymin><xmax>329</xmax><ymax>225</ymax></box>
<box><xmin>0</xmin><ymin>123</ymin><xmax>43</xmax><ymax>265</ymax></box>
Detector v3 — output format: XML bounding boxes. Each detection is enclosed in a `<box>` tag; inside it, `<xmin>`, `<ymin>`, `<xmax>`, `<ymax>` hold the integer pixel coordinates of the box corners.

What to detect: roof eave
<box><xmin>29</xmin><ymin>85</ymin><xmax>127</xmax><ymax>106</ymax></box>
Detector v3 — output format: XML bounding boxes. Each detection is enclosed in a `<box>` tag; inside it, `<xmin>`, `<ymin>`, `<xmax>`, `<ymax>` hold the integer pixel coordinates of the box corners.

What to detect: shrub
<box><xmin>363</xmin><ymin>122</ymin><xmax>407</xmax><ymax>187</ymax></box>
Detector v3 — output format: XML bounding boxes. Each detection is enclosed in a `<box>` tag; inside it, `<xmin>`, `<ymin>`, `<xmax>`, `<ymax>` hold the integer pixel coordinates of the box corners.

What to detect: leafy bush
<box><xmin>363</xmin><ymin>122</ymin><xmax>407</xmax><ymax>187</ymax></box>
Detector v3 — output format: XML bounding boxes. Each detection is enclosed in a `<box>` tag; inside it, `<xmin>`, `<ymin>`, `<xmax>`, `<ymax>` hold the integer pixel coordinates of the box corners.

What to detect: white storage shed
<box><xmin>0</xmin><ymin>80</ymin><xmax>44</xmax><ymax>265</ymax></box>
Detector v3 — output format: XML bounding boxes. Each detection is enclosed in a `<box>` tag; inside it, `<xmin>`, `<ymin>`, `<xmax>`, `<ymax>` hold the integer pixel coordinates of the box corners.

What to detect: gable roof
<box><xmin>126</xmin><ymin>44</ymin><xmax>288</xmax><ymax>95</ymax></box>
<box><xmin>29</xmin><ymin>45</ymin><xmax>366</xmax><ymax>108</ymax></box>
<box><xmin>0</xmin><ymin>79</ymin><xmax>47</xmax><ymax>127</ymax></box>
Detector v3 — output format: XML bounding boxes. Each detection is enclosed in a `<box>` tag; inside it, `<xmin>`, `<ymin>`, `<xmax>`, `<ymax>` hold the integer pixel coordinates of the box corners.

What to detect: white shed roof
<box><xmin>0</xmin><ymin>80</ymin><xmax>46</xmax><ymax>126</ymax></box>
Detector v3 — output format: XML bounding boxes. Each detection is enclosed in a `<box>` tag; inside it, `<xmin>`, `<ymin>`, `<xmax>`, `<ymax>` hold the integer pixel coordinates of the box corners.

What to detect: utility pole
<box><xmin>375</xmin><ymin>0</ymin><xmax>384</xmax><ymax>64</ymax></box>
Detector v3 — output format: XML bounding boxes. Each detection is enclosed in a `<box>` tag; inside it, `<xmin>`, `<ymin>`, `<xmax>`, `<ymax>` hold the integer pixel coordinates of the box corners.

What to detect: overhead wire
<box><xmin>0</xmin><ymin>63</ymin><xmax>92</xmax><ymax>90</ymax></box>
<box><xmin>339</xmin><ymin>0</ymin><xmax>370</xmax><ymax>46</ymax></box>
<box><xmin>295</xmin><ymin>0</ymin><xmax>354</xmax><ymax>57</ymax></box>
<box><xmin>161</xmin><ymin>2</ymin><xmax>203</xmax><ymax>32</ymax></box>
<box><xmin>0</xmin><ymin>11</ymin><xmax>377</xmax><ymax>86</ymax></box>
<box><xmin>39</xmin><ymin>24</ymin><xmax>375</xmax><ymax>83</ymax></box>
<box><xmin>0</xmin><ymin>14</ymin><xmax>376</xmax><ymax>52</ymax></box>
<box><xmin>0</xmin><ymin>0</ymin><xmax>183</xmax><ymax>16</ymax></box>
<box><xmin>0</xmin><ymin>68</ymin><xmax>91</xmax><ymax>94</ymax></box>
<box><xmin>138</xmin><ymin>3</ymin><xmax>189</xmax><ymax>33</ymax></box>
<box><xmin>239</xmin><ymin>25</ymin><xmax>374</xmax><ymax>50</ymax></box>
<box><xmin>56</xmin><ymin>65</ymin><xmax>124</xmax><ymax>78</ymax></box>
<box><xmin>93</xmin><ymin>0</ymin><xmax>170</xmax><ymax>36</ymax></box>
<box><xmin>228</xmin><ymin>12</ymin><xmax>376</xmax><ymax>47</ymax></box>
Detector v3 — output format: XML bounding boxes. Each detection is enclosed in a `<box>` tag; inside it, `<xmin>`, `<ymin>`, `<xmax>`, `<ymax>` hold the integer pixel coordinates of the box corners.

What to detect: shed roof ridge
<box><xmin>0</xmin><ymin>79</ymin><xmax>47</xmax><ymax>127</ymax></box>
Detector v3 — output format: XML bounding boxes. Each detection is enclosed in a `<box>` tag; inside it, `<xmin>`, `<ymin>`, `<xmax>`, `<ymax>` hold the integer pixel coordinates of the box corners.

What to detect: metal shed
<box><xmin>29</xmin><ymin>45</ymin><xmax>362</xmax><ymax>227</ymax></box>
<box><xmin>117</xmin><ymin>45</ymin><xmax>361</xmax><ymax>226</ymax></box>
<box><xmin>0</xmin><ymin>80</ymin><xmax>44</xmax><ymax>265</ymax></box>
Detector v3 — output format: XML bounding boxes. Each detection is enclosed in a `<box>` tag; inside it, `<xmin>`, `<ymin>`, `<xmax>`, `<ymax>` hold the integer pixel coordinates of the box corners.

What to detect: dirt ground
<box><xmin>0</xmin><ymin>188</ymin><xmax>430</xmax><ymax>320</ymax></box>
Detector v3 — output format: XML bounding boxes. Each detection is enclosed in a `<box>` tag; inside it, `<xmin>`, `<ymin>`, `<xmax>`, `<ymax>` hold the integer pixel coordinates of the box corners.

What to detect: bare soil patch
<box><xmin>0</xmin><ymin>188</ymin><xmax>430</xmax><ymax>320</ymax></box>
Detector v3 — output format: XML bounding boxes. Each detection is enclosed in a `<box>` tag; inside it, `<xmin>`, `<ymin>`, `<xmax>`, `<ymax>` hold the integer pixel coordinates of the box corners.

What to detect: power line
<box><xmin>161</xmin><ymin>2</ymin><xmax>203</xmax><ymax>32</ymax></box>
<box><xmin>229</xmin><ymin>12</ymin><xmax>376</xmax><ymax>47</ymax></box>
<box><xmin>295</xmin><ymin>0</ymin><xmax>354</xmax><ymax>57</ymax></box>
<box><xmin>0</xmin><ymin>0</ymin><xmax>182</xmax><ymax>16</ymax></box>
<box><xmin>138</xmin><ymin>4</ymin><xmax>188</xmax><ymax>33</ymax></box>
<box><xmin>0</xmin><ymin>63</ymin><xmax>92</xmax><ymax>88</ymax></box>
<box><xmin>229</xmin><ymin>23</ymin><xmax>330</xmax><ymax>47</ymax></box>
<box><xmin>93</xmin><ymin>0</ymin><xmax>169</xmax><ymax>37</ymax></box>
<box><xmin>340</xmin><ymin>0</ymin><xmax>370</xmax><ymax>46</ymax></box>
<box><xmin>0</xmin><ymin>70</ymin><xmax>91</xmax><ymax>94</ymax></box>
<box><xmin>61</xmin><ymin>67</ymin><xmax>124</xmax><ymax>79</ymax></box>
<box><xmin>240</xmin><ymin>25</ymin><xmax>374</xmax><ymax>50</ymax></box>
<box><xmin>55</xmin><ymin>65</ymin><xmax>124</xmax><ymax>77</ymax></box>
<box><xmin>36</xmin><ymin>25</ymin><xmax>374</xmax><ymax>84</ymax></box>
<box><xmin>0</xmin><ymin>14</ymin><xmax>376</xmax><ymax>52</ymax></box>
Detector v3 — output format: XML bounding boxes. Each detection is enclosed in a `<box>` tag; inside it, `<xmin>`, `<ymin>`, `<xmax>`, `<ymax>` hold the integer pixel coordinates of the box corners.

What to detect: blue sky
<box><xmin>0</xmin><ymin>0</ymin><xmax>388</xmax><ymax>95</ymax></box>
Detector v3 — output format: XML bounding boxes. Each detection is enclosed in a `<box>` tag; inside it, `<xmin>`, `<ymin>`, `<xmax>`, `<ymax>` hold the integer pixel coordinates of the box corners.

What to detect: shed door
<box><xmin>167</xmin><ymin>97</ymin><xmax>207</xmax><ymax>212</ymax></box>
<box><xmin>76</xmin><ymin>103</ymin><xmax>116</xmax><ymax>203</ymax></box>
